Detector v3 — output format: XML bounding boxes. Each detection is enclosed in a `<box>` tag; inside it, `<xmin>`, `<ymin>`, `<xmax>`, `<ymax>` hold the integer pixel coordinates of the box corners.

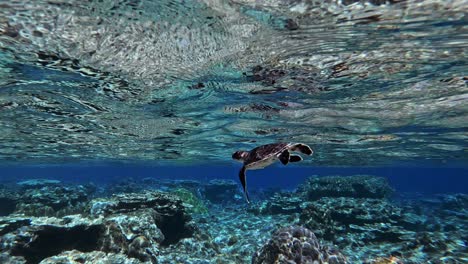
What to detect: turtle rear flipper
<box><xmin>289</xmin><ymin>154</ymin><xmax>302</xmax><ymax>162</ymax></box>
<box><xmin>239</xmin><ymin>166</ymin><xmax>250</xmax><ymax>203</ymax></box>
<box><xmin>291</xmin><ymin>143</ymin><xmax>313</xmax><ymax>155</ymax></box>
<box><xmin>279</xmin><ymin>150</ymin><xmax>290</xmax><ymax>165</ymax></box>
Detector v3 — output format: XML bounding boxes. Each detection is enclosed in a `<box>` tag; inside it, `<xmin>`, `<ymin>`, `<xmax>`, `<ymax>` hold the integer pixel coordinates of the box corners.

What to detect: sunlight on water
<box><xmin>0</xmin><ymin>0</ymin><xmax>466</xmax><ymax>165</ymax></box>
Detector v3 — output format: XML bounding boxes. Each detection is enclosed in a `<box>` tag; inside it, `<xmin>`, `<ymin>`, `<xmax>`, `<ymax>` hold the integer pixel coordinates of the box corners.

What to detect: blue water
<box><xmin>2</xmin><ymin>164</ymin><xmax>467</xmax><ymax>194</ymax></box>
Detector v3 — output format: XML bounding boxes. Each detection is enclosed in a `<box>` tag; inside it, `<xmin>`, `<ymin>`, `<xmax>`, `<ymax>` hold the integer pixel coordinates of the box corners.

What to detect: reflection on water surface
<box><xmin>0</xmin><ymin>0</ymin><xmax>466</xmax><ymax>165</ymax></box>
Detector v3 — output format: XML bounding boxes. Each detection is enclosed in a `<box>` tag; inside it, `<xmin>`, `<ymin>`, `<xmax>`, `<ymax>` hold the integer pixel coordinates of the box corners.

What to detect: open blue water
<box><xmin>2</xmin><ymin>164</ymin><xmax>468</xmax><ymax>194</ymax></box>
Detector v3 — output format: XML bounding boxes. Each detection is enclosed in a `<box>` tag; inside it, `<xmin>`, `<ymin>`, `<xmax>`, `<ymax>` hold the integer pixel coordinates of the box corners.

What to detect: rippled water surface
<box><xmin>0</xmin><ymin>0</ymin><xmax>466</xmax><ymax>165</ymax></box>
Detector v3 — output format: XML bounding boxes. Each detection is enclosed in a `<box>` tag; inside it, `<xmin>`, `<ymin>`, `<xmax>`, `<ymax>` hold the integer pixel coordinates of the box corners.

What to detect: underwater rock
<box><xmin>253</xmin><ymin>192</ymin><xmax>304</xmax><ymax>215</ymax></box>
<box><xmin>438</xmin><ymin>193</ymin><xmax>468</xmax><ymax>212</ymax></box>
<box><xmin>297</xmin><ymin>175</ymin><xmax>394</xmax><ymax>200</ymax></box>
<box><xmin>107</xmin><ymin>179</ymin><xmax>144</xmax><ymax>195</ymax></box>
<box><xmin>299</xmin><ymin>197</ymin><xmax>419</xmax><ymax>243</ymax></box>
<box><xmin>252</xmin><ymin>226</ymin><xmax>348</xmax><ymax>264</ymax></box>
<box><xmin>15</xmin><ymin>185</ymin><xmax>92</xmax><ymax>217</ymax></box>
<box><xmin>202</xmin><ymin>179</ymin><xmax>238</xmax><ymax>204</ymax></box>
<box><xmin>39</xmin><ymin>250</ymin><xmax>143</xmax><ymax>264</ymax></box>
<box><xmin>172</xmin><ymin>180</ymin><xmax>203</xmax><ymax>190</ymax></box>
<box><xmin>0</xmin><ymin>253</ymin><xmax>26</xmax><ymax>264</ymax></box>
<box><xmin>171</xmin><ymin>188</ymin><xmax>208</xmax><ymax>214</ymax></box>
<box><xmin>0</xmin><ymin>215</ymin><xmax>102</xmax><ymax>264</ymax></box>
<box><xmin>16</xmin><ymin>179</ymin><xmax>61</xmax><ymax>189</ymax></box>
<box><xmin>0</xmin><ymin>188</ymin><xmax>19</xmax><ymax>216</ymax></box>
<box><xmin>89</xmin><ymin>191</ymin><xmax>195</xmax><ymax>246</ymax></box>
<box><xmin>0</xmin><ymin>217</ymin><xmax>31</xmax><ymax>236</ymax></box>
<box><xmin>100</xmin><ymin>209</ymin><xmax>163</xmax><ymax>262</ymax></box>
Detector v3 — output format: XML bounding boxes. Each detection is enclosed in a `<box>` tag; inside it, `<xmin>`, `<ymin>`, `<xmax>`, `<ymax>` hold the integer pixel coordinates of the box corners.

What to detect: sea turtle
<box><xmin>232</xmin><ymin>143</ymin><xmax>313</xmax><ymax>203</ymax></box>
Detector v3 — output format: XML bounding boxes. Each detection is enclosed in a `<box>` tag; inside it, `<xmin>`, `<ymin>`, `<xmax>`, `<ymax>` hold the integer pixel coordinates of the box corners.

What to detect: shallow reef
<box><xmin>0</xmin><ymin>175</ymin><xmax>466</xmax><ymax>263</ymax></box>
<box><xmin>252</xmin><ymin>226</ymin><xmax>347</xmax><ymax>264</ymax></box>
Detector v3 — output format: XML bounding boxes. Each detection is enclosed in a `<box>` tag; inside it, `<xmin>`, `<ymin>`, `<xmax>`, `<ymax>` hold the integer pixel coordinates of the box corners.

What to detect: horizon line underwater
<box><xmin>0</xmin><ymin>0</ymin><xmax>467</xmax><ymax>263</ymax></box>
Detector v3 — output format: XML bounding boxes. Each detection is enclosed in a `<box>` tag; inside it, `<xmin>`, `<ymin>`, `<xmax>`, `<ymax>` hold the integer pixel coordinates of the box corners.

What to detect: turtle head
<box><xmin>232</xmin><ymin>151</ymin><xmax>249</xmax><ymax>162</ymax></box>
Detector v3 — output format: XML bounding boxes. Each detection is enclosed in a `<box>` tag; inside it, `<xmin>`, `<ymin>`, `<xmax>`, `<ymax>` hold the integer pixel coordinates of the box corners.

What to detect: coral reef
<box><xmin>0</xmin><ymin>215</ymin><xmax>102</xmax><ymax>264</ymax></box>
<box><xmin>107</xmin><ymin>178</ymin><xmax>144</xmax><ymax>195</ymax></box>
<box><xmin>0</xmin><ymin>188</ymin><xmax>18</xmax><ymax>216</ymax></box>
<box><xmin>40</xmin><ymin>250</ymin><xmax>143</xmax><ymax>264</ymax></box>
<box><xmin>202</xmin><ymin>179</ymin><xmax>238</xmax><ymax>203</ymax></box>
<box><xmin>89</xmin><ymin>191</ymin><xmax>195</xmax><ymax>246</ymax></box>
<box><xmin>297</xmin><ymin>175</ymin><xmax>394</xmax><ymax>200</ymax></box>
<box><xmin>0</xmin><ymin>190</ymin><xmax>198</xmax><ymax>263</ymax></box>
<box><xmin>171</xmin><ymin>188</ymin><xmax>208</xmax><ymax>214</ymax></box>
<box><xmin>16</xmin><ymin>179</ymin><xmax>61</xmax><ymax>189</ymax></box>
<box><xmin>252</xmin><ymin>226</ymin><xmax>347</xmax><ymax>264</ymax></box>
<box><xmin>251</xmin><ymin>192</ymin><xmax>303</xmax><ymax>215</ymax></box>
<box><xmin>299</xmin><ymin>197</ymin><xmax>420</xmax><ymax>243</ymax></box>
<box><xmin>0</xmin><ymin>176</ymin><xmax>466</xmax><ymax>264</ymax></box>
<box><xmin>15</xmin><ymin>185</ymin><xmax>93</xmax><ymax>217</ymax></box>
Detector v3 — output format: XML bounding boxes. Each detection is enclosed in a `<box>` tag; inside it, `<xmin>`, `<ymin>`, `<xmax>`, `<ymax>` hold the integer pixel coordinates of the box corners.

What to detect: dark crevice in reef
<box><xmin>10</xmin><ymin>224</ymin><xmax>102</xmax><ymax>264</ymax></box>
<box><xmin>0</xmin><ymin>197</ymin><xmax>16</xmax><ymax>216</ymax></box>
<box><xmin>156</xmin><ymin>211</ymin><xmax>194</xmax><ymax>246</ymax></box>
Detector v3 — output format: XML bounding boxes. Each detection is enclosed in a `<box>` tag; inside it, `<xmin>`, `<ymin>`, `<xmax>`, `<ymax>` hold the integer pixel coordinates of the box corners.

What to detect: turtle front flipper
<box><xmin>239</xmin><ymin>166</ymin><xmax>250</xmax><ymax>203</ymax></box>
<box><xmin>291</xmin><ymin>143</ymin><xmax>313</xmax><ymax>155</ymax></box>
<box><xmin>279</xmin><ymin>150</ymin><xmax>290</xmax><ymax>165</ymax></box>
<box><xmin>289</xmin><ymin>154</ymin><xmax>302</xmax><ymax>162</ymax></box>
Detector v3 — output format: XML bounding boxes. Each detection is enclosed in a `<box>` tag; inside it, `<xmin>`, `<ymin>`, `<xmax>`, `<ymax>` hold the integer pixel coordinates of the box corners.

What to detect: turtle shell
<box><xmin>244</xmin><ymin>142</ymin><xmax>290</xmax><ymax>165</ymax></box>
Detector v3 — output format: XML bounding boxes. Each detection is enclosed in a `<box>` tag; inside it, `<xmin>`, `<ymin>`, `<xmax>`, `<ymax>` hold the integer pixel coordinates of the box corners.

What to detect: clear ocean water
<box><xmin>0</xmin><ymin>0</ymin><xmax>466</xmax><ymax>263</ymax></box>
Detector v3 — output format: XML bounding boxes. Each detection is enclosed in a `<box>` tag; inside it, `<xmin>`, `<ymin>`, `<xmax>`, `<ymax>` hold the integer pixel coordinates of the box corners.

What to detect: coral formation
<box><xmin>88</xmin><ymin>191</ymin><xmax>195</xmax><ymax>246</ymax></box>
<box><xmin>16</xmin><ymin>179</ymin><xmax>61</xmax><ymax>189</ymax></box>
<box><xmin>0</xmin><ymin>176</ymin><xmax>466</xmax><ymax>263</ymax></box>
<box><xmin>299</xmin><ymin>197</ymin><xmax>418</xmax><ymax>242</ymax></box>
<box><xmin>171</xmin><ymin>188</ymin><xmax>208</xmax><ymax>214</ymax></box>
<box><xmin>40</xmin><ymin>250</ymin><xmax>143</xmax><ymax>264</ymax></box>
<box><xmin>0</xmin><ymin>190</ymin><xmax>197</xmax><ymax>263</ymax></box>
<box><xmin>297</xmin><ymin>175</ymin><xmax>394</xmax><ymax>200</ymax></box>
<box><xmin>0</xmin><ymin>188</ymin><xmax>18</xmax><ymax>216</ymax></box>
<box><xmin>15</xmin><ymin>185</ymin><xmax>93</xmax><ymax>217</ymax></box>
<box><xmin>252</xmin><ymin>226</ymin><xmax>347</xmax><ymax>264</ymax></box>
<box><xmin>252</xmin><ymin>192</ymin><xmax>303</xmax><ymax>215</ymax></box>
<box><xmin>0</xmin><ymin>215</ymin><xmax>102</xmax><ymax>263</ymax></box>
<box><xmin>202</xmin><ymin>179</ymin><xmax>238</xmax><ymax>203</ymax></box>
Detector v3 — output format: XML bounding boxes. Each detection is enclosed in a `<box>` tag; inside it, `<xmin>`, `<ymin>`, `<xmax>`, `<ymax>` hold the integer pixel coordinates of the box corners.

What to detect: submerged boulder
<box><xmin>0</xmin><ymin>188</ymin><xmax>19</xmax><ymax>216</ymax></box>
<box><xmin>15</xmin><ymin>185</ymin><xmax>92</xmax><ymax>217</ymax></box>
<box><xmin>39</xmin><ymin>250</ymin><xmax>143</xmax><ymax>264</ymax></box>
<box><xmin>16</xmin><ymin>179</ymin><xmax>61</xmax><ymax>190</ymax></box>
<box><xmin>252</xmin><ymin>192</ymin><xmax>304</xmax><ymax>215</ymax></box>
<box><xmin>299</xmin><ymin>197</ymin><xmax>421</xmax><ymax>243</ymax></box>
<box><xmin>0</xmin><ymin>215</ymin><xmax>102</xmax><ymax>264</ymax></box>
<box><xmin>252</xmin><ymin>226</ymin><xmax>347</xmax><ymax>264</ymax></box>
<box><xmin>0</xmin><ymin>191</ymin><xmax>197</xmax><ymax>263</ymax></box>
<box><xmin>89</xmin><ymin>191</ymin><xmax>196</xmax><ymax>246</ymax></box>
<box><xmin>297</xmin><ymin>175</ymin><xmax>394</xmax><ymax>200</ymax></box>
<box><xmin>202</xmin><ymin>179</ymin><xmax>238</xmax><ymax>203</ymax></box>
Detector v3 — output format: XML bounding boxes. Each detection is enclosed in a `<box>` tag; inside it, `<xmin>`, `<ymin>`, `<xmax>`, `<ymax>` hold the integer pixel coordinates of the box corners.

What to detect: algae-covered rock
<box><xmin>171</xmin><ymin>188</ymin><xmax>208</xmax><ymax>214</ymax></box>
<box><xmin>0</xmin><ymin>253</ymin><xmax>25</xmax><ymax>264</ymax></box>
<box><xmin>0</xmin><ymin>190</ymin><xmax>198</xmax><ymax>263</ymax></box>
<box><xmin>298</xmin><ymin>175</ymin><xmax>393</xmax><ymax>200</ymax></box>
<box><xmin>16</xmin><ymin>179</ymin><xmax>61</xmax><ymax>189</ymax></box>
<box><xmin>0</xmin><ymin>188</ymin><xmax>19</xmax><ymax>216</ymax></box>
<box><xmin>202</xmin><ymin>179</ymin><xmax>238</xmax><ymax>203</ymax></box>
<box><xmin>15</xmin><ymin>185</ymin><xmax>92</xmax><ymax>217</ymax></box>
<box><xmin>253</xmin><ymin>192</ymin><xmax>303</xmax><ymax>215</ymax></box>
<box><xmin>0</xmin><ymin>217</ymin><xmax>31</xmax><ymax>236</ymax></box>
<box><xmin>0</xmin><ymin>215</ymin><xmax>103</xmax><ymax>264</ymax></box>
<box><xmin>252</xmin><ymin>226</ymin><xmax>348</xmax><ymax>264</ymax></box>
<box><xmin>299</xmin><ymin>197</ymin><xmax>418</xmax><ymax>243</ymax></box>
<box><xmin>89</xmin><ymin>191</ymin><xmax>195</xmax><ymax>246</ymax></box>
<box><xmin>39</xmin><ymin>250</ymin><xmax>144</xmax><ymax>264</ymax></box>
<box><xmin>100</xmin><ymin>209</ymin><xmax>163</xmax><ymax>262</ymax></box>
